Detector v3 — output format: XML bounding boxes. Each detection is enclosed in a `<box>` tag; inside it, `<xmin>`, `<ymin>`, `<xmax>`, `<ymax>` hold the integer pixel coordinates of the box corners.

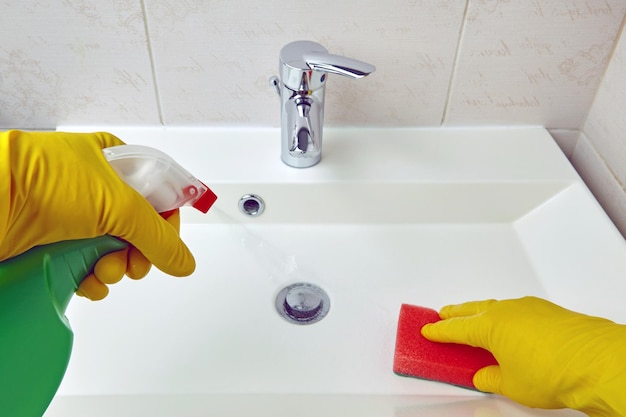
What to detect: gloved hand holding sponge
<box><xmin>421</xmin><ymin>296</ymin><xmax>626</xmax><ymax>417</ymax></box>
<box><xmin>0</xmin><ymin>130</ymin><xmax>196</xmax><ymax>299</ymax></box>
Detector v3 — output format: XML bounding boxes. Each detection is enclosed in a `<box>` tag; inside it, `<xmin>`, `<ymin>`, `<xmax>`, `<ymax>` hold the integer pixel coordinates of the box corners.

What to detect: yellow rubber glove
<box><xmin>421</xmin><ymin>297</ymin><xmax>626</xmax><ymax>417</ymax></box>
<box><xmin>0</xmin><ymin>130</ymin><xmax>195</xmax><ymax>299</ymax></box>
<box><xmin>76</xmin><ymin>210</ymin><xmax>182</xmax><ymax>300</ymax></box>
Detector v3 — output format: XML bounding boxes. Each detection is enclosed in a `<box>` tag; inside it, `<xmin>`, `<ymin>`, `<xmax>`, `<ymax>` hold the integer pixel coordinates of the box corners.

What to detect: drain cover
<box><xmin>275</xmin><ymin>283</ymin><xmax>330</xmax><ymax>325</ymax></box>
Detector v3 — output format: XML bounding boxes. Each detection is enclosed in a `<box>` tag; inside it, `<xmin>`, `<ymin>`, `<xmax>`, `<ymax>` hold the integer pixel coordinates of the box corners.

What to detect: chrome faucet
<box><xmin>270</xmin><ymin>41</ymin><xmax>375</xmax><ymax>168</ymax></box>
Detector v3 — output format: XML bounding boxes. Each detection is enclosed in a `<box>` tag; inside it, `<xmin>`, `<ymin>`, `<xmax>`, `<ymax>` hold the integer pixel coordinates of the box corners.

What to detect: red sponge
<box><xmin>393</xmin><ymin>304</ymin><xmax>498</xmax><ymax>390</ymax></box>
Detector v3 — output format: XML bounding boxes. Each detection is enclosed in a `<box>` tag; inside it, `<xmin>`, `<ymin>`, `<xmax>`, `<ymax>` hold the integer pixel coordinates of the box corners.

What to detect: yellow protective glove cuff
<box><xmin>0</xmin><ymin>130</ymin><xmax>195</xmax><ymax>295</ymax></box>
<box><xmin>421</xmin><ymin>297</ymin><xmax>626</xmax><ymax>417</ymax></box>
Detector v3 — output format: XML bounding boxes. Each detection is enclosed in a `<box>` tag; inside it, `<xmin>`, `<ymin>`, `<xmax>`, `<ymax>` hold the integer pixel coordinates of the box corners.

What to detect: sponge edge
<box><xmin>393</xmin><ymin>304</ymin><xmax>498</xmax><ymax>390</ymax></box>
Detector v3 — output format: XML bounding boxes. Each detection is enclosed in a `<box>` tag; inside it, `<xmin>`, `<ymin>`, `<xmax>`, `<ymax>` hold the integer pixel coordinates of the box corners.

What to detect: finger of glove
<box><xmin>126</xmin><ymin>246</ymin><xmax>151</xmax><ymax>279</ymax></box>
<box><xmin>94</xmin><ymin>248</ymin><xmax>128</xmax><ymax>284</ymax></box>
<box><xmin>76</xmin><ymin>274</ymin><xmax>109</xmax><ymax>301</ymax></box>
<box><xmin>106</xmin><ymin>195</ymin><xmax>195</xmax><ymax>277</ymax></box>
<box><xmin>421</xmin><ymin>316</ymin><xmax>491</xmax><ymax>350</ymax></box>
<box><xmin>126</xmin><ymin>209</ymin><xmax>180</xmax><ymax>279</ymax></box>
<box><xmin>163</xmin><ymin>208</ymin><xmax>182</xmax><ymax>234</ymax></box>
<box><xmin>473</xmin><ymin>365</ymin><xmax>502</xmax><ymax>394</ymax></box>
<box><xmin>92</xmin><ymin>131</ymin><xmax>126</xmax><ymax>148</ymax></box>
<box><xmin>439</xmin><ymin>299</ymin><xmax>497</xmax><ymax>319</ymax></box>
<box><xmin>125</xmin><ymin>210</ymin><xmax>180</xmax><ymax>278</ymax></box>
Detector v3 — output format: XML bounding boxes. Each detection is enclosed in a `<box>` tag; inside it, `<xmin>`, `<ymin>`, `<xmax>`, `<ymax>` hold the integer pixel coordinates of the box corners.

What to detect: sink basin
<box><xmin>45</xmin><ymin>127</ymin><xmax>623</xmax><ymax>417</ymax></box>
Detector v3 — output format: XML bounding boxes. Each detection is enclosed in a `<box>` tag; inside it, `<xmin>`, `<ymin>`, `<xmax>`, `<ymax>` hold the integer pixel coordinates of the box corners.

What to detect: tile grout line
<box><xmin>141</xmin><ymin>0</ymin><xmax>164</xmax><ymax>125</ymax></box>
<box><xmin>440</xmin><ymin>0</ymin><xmax>471</xmax><ymax>126</ymax></box>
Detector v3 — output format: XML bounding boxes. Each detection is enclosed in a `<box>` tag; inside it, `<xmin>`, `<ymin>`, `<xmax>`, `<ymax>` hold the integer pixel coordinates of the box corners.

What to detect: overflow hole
<box><xmin>238</xmin><ymin>194</ymin><xmax>265</xmax><ymax>217</ymax></box>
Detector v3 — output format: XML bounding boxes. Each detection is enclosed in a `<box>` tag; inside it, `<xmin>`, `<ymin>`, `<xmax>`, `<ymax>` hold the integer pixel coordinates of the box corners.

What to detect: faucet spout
<box><xmin>293</xmin><ymin>127</ymin><xmax>313</xmax><ymax>153</ymax></box>
<box><xmin>290</xmin><ymin>97</ymin><xmax>318</xmax><ymax>155</ymax></box>
<box><xmin>272</xmin><ymin>41</ymin><xmax>375</xmax><ymax>168</ymax></box>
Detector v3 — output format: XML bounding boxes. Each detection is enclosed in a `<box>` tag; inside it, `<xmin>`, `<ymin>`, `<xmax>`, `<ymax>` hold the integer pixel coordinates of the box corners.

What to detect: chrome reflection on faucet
<box><xmin>270</xmin><ymin>41</ymin><xmax>375</xmax><ymax>168</ymax></box>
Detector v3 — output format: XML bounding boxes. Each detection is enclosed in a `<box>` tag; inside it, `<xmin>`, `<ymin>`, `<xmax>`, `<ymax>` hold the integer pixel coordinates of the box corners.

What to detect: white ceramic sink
<box><xmin>45</xmin><ymin>127</ymin><xmax>625</xmax><ymax>417</ymax></box>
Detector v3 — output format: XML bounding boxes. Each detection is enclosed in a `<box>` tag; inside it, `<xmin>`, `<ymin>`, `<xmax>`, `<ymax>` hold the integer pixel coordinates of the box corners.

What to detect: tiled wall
<box><xmin>1</xmin><ymin>1</ymin><xmax>625</xmax><ymax>234</ymax></box>
<box><xmin>1</xmin><ymin>0</ymin><xmax>625</xmax><ymax>129</ymax></box>
<box><xmin>572</xmin><ymin>19</ymin><xmax>626</xmax><ymax>236</ymax></box>
<box><xmin>446</xmin><ymin>1</ymin><xmax>624</xmax><ymax>128</ymax></box>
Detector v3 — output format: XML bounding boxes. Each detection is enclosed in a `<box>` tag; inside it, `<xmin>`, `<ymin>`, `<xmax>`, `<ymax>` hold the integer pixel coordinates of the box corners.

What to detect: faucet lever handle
<box><xmin>279</xmin><ymin>41</ymin><xmax>376</xmax><ymax>88</ymax></box>
<box><xmin>304</xmin><ymin>52</ymin><xmax>376</xmax><ymax>79</ymax></box>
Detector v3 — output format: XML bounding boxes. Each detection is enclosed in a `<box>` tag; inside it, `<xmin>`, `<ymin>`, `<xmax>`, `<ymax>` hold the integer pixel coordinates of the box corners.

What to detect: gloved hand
<box><xmin>421</xmin><ymin>296</ymin><xmax>626</xmax><ymax>417</ymax></box>
<box><xmin>0</xmin><ymin>130</ymin><xmax>195</xmax><ymax>299</ymax></box>
<box><xmin>76</xmin><ymin>210</ymin><xmax>183</xmax><ymax>300</ymax></box>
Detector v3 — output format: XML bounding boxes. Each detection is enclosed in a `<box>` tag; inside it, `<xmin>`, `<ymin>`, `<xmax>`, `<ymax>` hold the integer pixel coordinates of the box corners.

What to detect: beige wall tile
<box><xmin>143</xmin><ymin>0</ymin><xmax>467</xmax><ymax>126</ymax></box>
<box><xmin>445</xmin><ymin>0</ymin><xmax>626</xmax><ymax>128</ymax></box>
<box><xmin>0</xmin><ymin>0</ymin><xmax>624</xmax><ymax>133</ymax></box>
<box><xmin>578</xmin><ymin>15</ymin><xmax>626</xmax><ymax>237</ymax></box>
<box><xmin>0</xmin><ymin>1</ymin><xmax>159</xmax><ymax>128</ymax></box>
<box><xmin>582</xmin><ymin>18</ymin><xmax>626</xmax><ymax>185</ymax></box>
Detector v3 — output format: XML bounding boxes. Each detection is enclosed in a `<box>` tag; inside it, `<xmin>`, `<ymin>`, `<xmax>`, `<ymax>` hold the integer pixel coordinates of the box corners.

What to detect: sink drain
<box><xmin>275</xmin><ymin>283</ymin><xmax>330</xmax><ymax>325</ymax></box>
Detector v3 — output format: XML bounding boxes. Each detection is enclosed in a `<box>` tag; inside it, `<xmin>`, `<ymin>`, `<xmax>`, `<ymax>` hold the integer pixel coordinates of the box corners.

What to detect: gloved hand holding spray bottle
<box><xmin>0</xmin><ymin>131</ymin><xmax>217</xmax><ymax>417</ymax></box>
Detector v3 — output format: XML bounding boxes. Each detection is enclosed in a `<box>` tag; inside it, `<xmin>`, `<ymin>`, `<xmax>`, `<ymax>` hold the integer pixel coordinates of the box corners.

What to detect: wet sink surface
<box><xmin>46</xmin><ymin>127</ymin><xmax>623</xmax><ymax>417</ymax></box>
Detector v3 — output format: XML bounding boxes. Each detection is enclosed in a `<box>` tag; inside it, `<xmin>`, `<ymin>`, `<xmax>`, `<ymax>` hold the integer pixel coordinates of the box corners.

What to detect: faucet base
<box><xmin>281</xmin><ymin>152</ymin><xmax>321</xmax><ymax>168</ymax></box>
<box><xmin>273</xmin><ymin>41</ymin><xmax>375</xmax><ymax>169</ymax></box>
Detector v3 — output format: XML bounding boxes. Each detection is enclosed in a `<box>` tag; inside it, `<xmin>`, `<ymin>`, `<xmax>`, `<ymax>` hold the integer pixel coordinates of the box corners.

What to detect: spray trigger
<box><xmin>102</xmin><ymin>144</ymin><xmax>217</xmax><ymax>214</ymax></box>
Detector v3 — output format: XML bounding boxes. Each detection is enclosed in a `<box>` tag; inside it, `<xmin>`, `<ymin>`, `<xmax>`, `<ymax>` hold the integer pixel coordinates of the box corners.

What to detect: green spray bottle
<box><xmin>0</xmin><ymin>145</ymin><xmax>216</xmax><ymax>416</ymax></box>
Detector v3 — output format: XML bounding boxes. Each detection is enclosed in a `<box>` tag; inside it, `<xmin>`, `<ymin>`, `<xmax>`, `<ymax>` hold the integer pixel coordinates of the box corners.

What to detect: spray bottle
<box><xmin>0</xmin><ymin>144</ymin><xmax>217</xmax><ymax>416</ymax></box>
